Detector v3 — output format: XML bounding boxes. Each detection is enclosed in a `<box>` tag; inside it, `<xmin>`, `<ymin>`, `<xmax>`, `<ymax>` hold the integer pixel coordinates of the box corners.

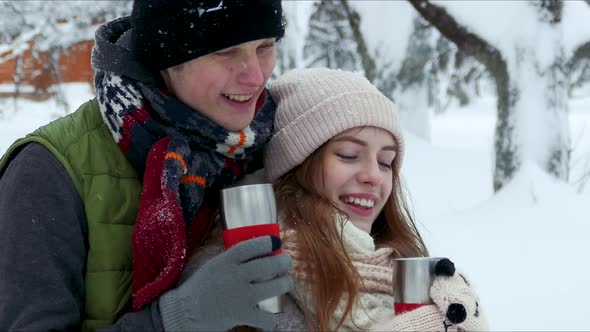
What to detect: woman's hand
<box><xmin>372</xmin><ymin>258</ymin><xmax>487</xmax><ymax>332</ymax></box>
<box><xmin>430</xmin><ymin>258</ymin><xmax>488</xmax><ymax>331</ymax></box>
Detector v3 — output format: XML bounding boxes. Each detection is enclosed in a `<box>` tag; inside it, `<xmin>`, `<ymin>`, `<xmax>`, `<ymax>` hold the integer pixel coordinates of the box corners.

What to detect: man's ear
<box><xmin>160</xmin><ymin>69</ymin><xmax>172</xmax><ymax>90</ymax></box>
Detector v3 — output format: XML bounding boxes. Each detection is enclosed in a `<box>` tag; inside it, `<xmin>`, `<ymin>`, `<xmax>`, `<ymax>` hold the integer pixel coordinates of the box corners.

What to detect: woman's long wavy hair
<box><xmin>274</xmin><ymin>139</ymin><xmax>429</xmax><ymax>331</ymax></box>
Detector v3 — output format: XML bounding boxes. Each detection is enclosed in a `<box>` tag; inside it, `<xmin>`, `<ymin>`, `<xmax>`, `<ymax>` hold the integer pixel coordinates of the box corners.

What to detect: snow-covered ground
<box><xmin>404</xmin><ymin>95</ymin><xmax>590</xmax><ymax>330</ymax></box>
<box><xmin>1</xmin><ymin>84</ymin><xmax>590</xmax><ymax>330</ymax></box>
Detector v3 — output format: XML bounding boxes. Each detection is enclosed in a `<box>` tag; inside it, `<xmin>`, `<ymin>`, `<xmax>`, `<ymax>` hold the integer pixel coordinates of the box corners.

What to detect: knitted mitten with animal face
<box><xmin>371</xmin><ymin>258</ymin><xmax>488</xmax><ymax>332</ymax></box>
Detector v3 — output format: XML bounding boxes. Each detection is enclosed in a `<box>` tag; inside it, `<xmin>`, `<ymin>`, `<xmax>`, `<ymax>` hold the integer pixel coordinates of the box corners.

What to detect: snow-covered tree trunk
<box><xmin>396</xmin><ymin>17</ymin><xmax>436</xmax><ymax>141</ymax></box>
<box><xmin>13</xmin><ymin>56</ymin><xmax>23</xmax><ymax>112</ymax></box>
<box><xmin>410</xmin><ymin>0</ymin><xmax>572</xmax><ymax>191</ymax></box>
<box><xmin>303</xmin><ymin>1</ymin><xmax>361</xmax><ymax>72</ymax></box>
<box><xmin>538</xmin><ymin>2</ymin><xmax>570</xmax><ymax>179</ymax></box>
<box><xmin>274</xmin><ymin>1</ymin><xmax>316</xmax><ymax>77</ymax></box>
<box><xmin>495</xmin><ymin>1</ymin><xmax>570</xmax><ymax>189</ymax></box>
<box><xmin>341</xmin><ymin>0</ymin><xmax>376</xmax><ymax>83</ymax></box>
<box><xmin>398</xmin><ymin>87</ymin><xmax>432</xmax><ymax>141</ymax></box>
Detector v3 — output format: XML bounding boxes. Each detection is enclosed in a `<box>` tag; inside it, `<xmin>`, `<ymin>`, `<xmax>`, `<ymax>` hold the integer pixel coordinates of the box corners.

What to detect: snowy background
<box><xmin>1</xmin><ymin>1</ymin><xmax>590</xmax><ymax>330</ymax></box>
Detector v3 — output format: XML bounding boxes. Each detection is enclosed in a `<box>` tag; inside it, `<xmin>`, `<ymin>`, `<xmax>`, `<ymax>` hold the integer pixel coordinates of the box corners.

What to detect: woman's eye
<box><xmin>336</xmin><ymin>153</ymin><xmax>356</xmax><ymax>161</ymax></box>
<box><xmin>378</xmin><ymin>161</ymin><xmax>393</xmax><ymax>170</ymax></box>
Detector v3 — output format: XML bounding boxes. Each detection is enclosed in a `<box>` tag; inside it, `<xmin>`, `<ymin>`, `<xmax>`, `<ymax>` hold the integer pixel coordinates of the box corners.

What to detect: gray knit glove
<box><xmin>159</xmin><ymin>236</ymin><xmax>294</xmax><ymax>331</ymax></box>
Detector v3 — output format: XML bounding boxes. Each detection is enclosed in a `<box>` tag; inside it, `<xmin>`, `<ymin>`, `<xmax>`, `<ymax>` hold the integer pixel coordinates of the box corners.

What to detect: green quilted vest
<box><xmin>0</xmin><ymin>98</ymin><xmax>141</xmax><ymax>331</ymax></box>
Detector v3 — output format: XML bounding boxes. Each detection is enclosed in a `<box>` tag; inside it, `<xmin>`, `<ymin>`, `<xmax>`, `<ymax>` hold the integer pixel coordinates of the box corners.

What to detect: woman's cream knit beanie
<box><xmin>265</xmin><ymin>68</ymin><xmax>403</xmax><ymax>182</ymax></box>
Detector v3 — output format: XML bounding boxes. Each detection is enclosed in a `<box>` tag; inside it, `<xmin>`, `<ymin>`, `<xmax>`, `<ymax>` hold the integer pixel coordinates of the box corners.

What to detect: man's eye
<box><xmin>257</xmin><ymin>44</ymin><xmax>275</xmax><ymax>53</ymax></box>
<box><xmin>214</xmin><ymin>49</ymin><xmax>234</xmax><ymax>56</ymax></box>
<box><xmin>260</xmin><ymin>43</ymin><xmax>275</xmax><ymax>49</ymax></box>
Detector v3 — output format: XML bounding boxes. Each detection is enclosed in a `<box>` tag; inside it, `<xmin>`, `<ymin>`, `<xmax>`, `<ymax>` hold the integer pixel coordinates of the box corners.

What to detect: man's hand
<box><xmin>159</xmin><ymin>236</ymin><xmax>293</xmax><ymax>331</ymax></box>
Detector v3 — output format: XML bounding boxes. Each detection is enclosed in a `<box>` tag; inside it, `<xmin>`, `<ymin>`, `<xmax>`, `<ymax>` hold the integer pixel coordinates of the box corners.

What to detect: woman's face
<box><xmin>318</xmin><ymin>126</ymin><xmax>397</xmax><ymax>233</ymax></box>
<box><xmin>161</xmin><ymin>38</ymin><xmax>276</xmax><ymax>132</ymax></box>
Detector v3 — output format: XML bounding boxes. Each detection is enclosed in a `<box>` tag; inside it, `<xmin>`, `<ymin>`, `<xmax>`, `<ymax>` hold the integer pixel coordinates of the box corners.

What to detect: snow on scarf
<box><xmin>95</xmin><ymin>71</ymin><xmax>275</xmax><ymax>310</ymax></box>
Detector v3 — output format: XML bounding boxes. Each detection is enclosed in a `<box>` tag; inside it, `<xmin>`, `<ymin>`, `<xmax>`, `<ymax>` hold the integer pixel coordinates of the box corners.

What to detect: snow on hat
<box><xmin>265</xmin><ymin>68</ymin><xmax>404</xmax><ymax>182</ymax></box>
<box><xmin>131</xmin><ymin>0</ymin><xmax>284</xmax><ymax>70</ymax></box>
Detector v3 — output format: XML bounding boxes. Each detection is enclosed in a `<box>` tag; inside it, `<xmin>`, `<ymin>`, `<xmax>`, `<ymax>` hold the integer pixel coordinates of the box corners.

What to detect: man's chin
<box><xmin>220</xmin><ymin>117</ymin><xmax>254</xmax><ymax>132</ymax></box>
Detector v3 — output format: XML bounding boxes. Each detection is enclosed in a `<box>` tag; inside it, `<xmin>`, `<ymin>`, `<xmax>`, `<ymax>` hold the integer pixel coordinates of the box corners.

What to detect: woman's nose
<box><xmin>356</xmin><ymin>160</ymin><xmax>383</xmax><ymax>186</ymax></box>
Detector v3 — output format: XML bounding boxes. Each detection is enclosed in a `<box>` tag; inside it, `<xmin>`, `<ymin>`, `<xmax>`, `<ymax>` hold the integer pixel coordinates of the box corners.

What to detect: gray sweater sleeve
<box><xmin>0</xmin><ymin>143</ymin><xmax>163</xmax><ymax>331</ymax></box>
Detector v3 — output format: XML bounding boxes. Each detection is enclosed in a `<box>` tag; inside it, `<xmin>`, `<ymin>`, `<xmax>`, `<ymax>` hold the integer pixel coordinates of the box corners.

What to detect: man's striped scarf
<box><xmin>95</xmin><ymin>71</ymin><xmax>275</xmax><ymax>310</ymax></box>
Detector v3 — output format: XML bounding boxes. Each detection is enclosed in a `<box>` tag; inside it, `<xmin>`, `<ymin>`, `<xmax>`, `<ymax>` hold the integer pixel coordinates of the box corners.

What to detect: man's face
<box><xmin>161</xmin><ymin>38</ymin><xmax>276</xmax><ymax>131</ymax></box>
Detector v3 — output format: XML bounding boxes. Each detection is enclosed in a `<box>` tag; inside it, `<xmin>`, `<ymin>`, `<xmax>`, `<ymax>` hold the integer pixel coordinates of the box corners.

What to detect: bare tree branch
<box><xmin>409</xmin><ymin>0</ymin><xmax>519</xmax><ymax>191</ymax></box>
<box><xmin>568</xmin><ymin>40</ymin><xmax>590</xmax><ymax>72</ymax></box>
<box><xmin>534</xmin><ymin>0</ymin><xmax>562</xmax><ymax>24</ymax></box>
<box><xmin>341</xmin><ymin>0</ymin><xmax>376</xmax><ymax>82</ymax></box>
<box><xmin>408</xmin><ymin>0</ymin><xmax>506</xmax><ymax>83</ymax></box>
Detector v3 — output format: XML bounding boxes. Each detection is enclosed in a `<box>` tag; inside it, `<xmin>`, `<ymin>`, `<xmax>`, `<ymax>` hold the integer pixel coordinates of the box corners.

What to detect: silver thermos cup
<box><xmin>393</xmin><ymin>257</ymin><xmax>442</xmax><ymax>314</ymax></box>
<box><xmin>220</xmin><ymin>183</ymin><xmax>284</xmax><ymax>314</ymax></box>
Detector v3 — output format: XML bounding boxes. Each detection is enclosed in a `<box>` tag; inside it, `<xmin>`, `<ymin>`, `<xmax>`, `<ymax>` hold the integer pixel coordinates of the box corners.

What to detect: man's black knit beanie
<box><xmin>131</xmin><ymin>0</ymin><xmax>285</xmax><ymax>70</ymax></box>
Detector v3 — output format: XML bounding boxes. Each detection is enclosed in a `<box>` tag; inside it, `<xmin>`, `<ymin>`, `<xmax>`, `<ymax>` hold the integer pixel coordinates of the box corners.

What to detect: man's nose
<box><xmin>237</xmin><ymin>54</ymin><xmax>265</xmax><ymax>87</ymax></box>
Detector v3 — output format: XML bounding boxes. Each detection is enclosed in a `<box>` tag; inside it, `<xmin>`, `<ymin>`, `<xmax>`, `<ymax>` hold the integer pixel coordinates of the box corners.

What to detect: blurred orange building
<box><xmin>0</xmin><ymin>40</ymin><xmax>94</xmax><ymax>92</ymax></box>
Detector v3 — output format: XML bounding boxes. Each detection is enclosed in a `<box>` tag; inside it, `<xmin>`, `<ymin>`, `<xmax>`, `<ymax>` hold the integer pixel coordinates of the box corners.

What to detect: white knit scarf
<box><xmin>281</xmin><ymin>216</ymin><xmax>396</xmax><ymax>331</ymax></box>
